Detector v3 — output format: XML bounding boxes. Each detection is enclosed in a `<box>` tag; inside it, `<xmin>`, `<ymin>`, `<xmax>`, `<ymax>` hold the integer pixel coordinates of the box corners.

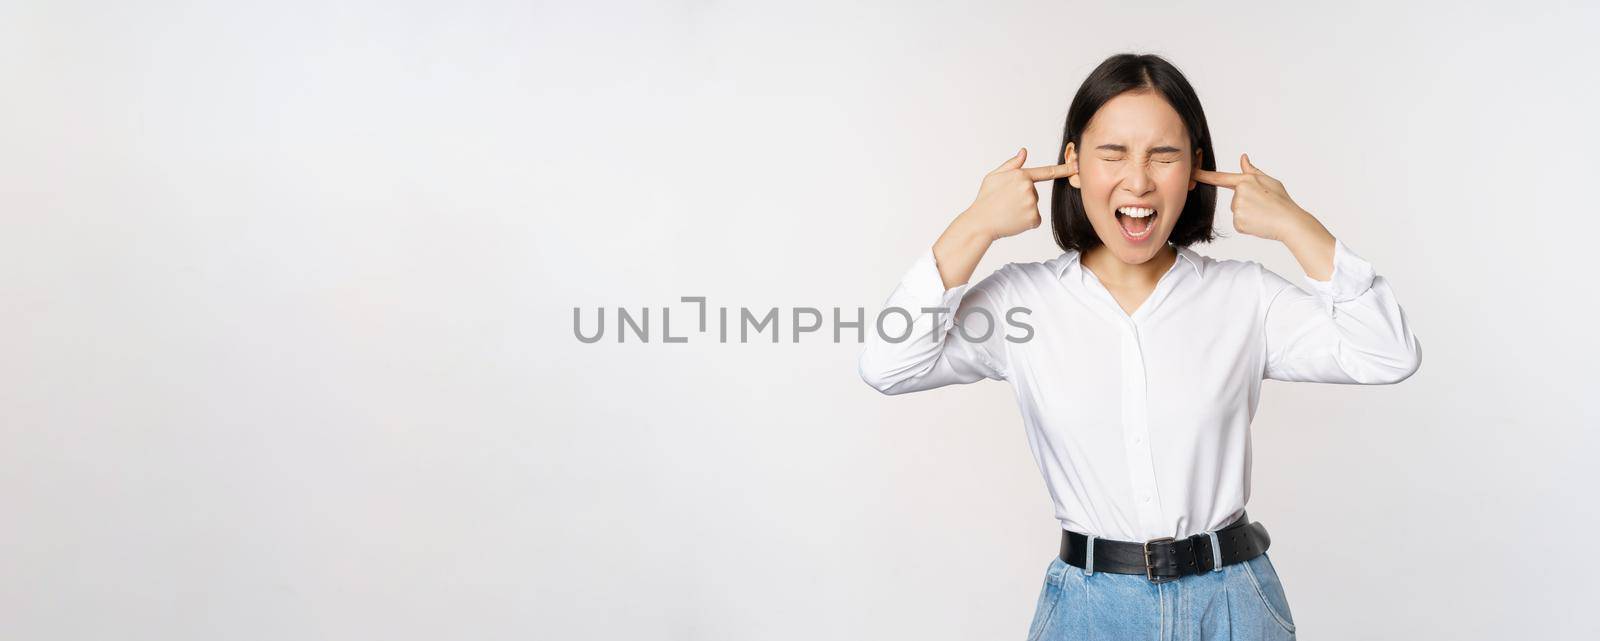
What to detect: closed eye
<box><xmin>1102</xmin><ymin>156</ymin><xmax>1178</xmax><ymax>164</ymax></box>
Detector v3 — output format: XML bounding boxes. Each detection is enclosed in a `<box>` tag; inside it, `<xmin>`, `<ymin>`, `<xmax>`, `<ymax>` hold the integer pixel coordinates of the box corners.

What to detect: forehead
<box><xmin>1081</xmin><ymin>91</ymin><xmax>1189</xmax><ymax>147</ymax></box>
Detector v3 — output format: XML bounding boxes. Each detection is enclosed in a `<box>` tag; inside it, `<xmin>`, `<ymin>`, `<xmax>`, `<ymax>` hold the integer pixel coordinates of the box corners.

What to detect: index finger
<box><xmin>1193</xmin><ymin>168</ymin><xmax>1245</xmax><ymax>189</ymax></box>
<box><xmin>1021</xmin><ymin>163</ymin><xmax>1076</xmax><ymax>182</ymax></box>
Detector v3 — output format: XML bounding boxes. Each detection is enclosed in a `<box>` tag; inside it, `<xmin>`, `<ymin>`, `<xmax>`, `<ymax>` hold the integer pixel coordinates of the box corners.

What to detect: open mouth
<box><xmin>1115</xmin><ymin>206</ymin><xmax>1158</xmax><ymax>240</ymax></box>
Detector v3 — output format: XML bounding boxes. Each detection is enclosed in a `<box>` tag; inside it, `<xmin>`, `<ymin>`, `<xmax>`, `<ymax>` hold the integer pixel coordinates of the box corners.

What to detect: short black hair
<box><xmin>1049</xmin><ymin>53</ymin><xmax>1218</xmax><ymax>253</ymax></box>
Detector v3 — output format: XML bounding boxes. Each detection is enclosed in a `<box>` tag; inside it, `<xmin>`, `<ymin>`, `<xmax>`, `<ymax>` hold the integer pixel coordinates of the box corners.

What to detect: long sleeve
<box><xmin>858</xmin><ymin>247</ymin><xmax>1015</xmax><ymax>395</ymax></box>
<box><xmin>1260</xmin><ymin>238</ymin><xmax>1423</xmax><ymax>384</ymax></box>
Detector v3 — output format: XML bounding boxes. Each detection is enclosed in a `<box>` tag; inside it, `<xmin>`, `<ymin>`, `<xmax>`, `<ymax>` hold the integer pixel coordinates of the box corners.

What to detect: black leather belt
<box><xmin>1058</xmin><ymin>510</ymin><xmax>1271</xmax><ymax>583</ymax></box>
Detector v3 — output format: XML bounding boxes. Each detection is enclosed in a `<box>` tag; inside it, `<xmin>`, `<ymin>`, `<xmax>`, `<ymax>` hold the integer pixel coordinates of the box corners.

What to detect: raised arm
<box><xmin>856</xmin><ymin>248</ymin><xmax>1015</xmax><ymax>394</ymax></box>
<box><xmin>1196</xmin><ymin>153</ymin><xmax>1421</xmax><ymax>384</ymax></box>
<box><xmin>1259</xmin><ymin>238</ymin><xmax>1422</xmax><ymax>384</ymax></box>
<box><xmin>858</xmin><ymin>148</ymin><xmax>1074</xmax><ymax>395</ymax></box>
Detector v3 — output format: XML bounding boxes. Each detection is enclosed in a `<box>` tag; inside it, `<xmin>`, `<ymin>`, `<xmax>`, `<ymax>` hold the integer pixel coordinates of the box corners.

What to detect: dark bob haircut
<box><xmin>1050</xmin><ymin>53</ymin><xmax>1218</xmax><ymax>253</ymax></box>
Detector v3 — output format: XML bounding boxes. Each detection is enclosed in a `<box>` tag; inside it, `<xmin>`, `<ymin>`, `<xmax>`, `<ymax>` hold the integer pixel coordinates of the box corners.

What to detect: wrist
<box><xmin>935</xmin><ymin>212</ymin><xmax>993</xmax><ymax>263</ymax></box>
<box><xmin>1279</xmin><ymin>209</ymin><xmax>1329</xmax><ymax>245</ymax></box>
<box><xmin>1279</xmin><ymin>210</ymin><xmax>1337</xmax><ymax>280</ymax></box>
<box><xmin>948</xmin><ymin>210</ymin><xmax>997</xmax><ymax>245</ymax></box>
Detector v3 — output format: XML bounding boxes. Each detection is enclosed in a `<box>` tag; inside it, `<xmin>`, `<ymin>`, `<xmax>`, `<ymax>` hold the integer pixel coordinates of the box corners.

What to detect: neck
<box><xmin>1082</xmin><ymin>243</ymin><xmax>1178</xmax><ymax>288</ymax></box>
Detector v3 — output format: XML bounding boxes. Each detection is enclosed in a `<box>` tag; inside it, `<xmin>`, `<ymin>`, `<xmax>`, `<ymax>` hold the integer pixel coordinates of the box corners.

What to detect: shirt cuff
<box><xmin>1301</xmin><ymin>238</ymin><xmax>1377</xmax><ymax>315</ymax></box>
<box><xmin>901</xmin><ymin>247</ymin><xmax>974</xmax><ymax>315</ymax></box>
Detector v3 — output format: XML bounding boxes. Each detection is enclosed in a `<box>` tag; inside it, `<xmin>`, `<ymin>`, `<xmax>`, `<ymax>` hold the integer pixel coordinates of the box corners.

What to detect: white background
<box><xmin>3</xmin><ymin>1</ymin><xmax>1597</xmax><ymax>639</ymax></box>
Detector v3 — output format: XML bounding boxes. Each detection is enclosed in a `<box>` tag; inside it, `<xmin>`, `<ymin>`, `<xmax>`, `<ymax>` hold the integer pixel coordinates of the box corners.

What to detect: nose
<box><xmin>1120</xmin><ymin>160</ymin><xmax>1156</xmax><ymax>197</ymax></box>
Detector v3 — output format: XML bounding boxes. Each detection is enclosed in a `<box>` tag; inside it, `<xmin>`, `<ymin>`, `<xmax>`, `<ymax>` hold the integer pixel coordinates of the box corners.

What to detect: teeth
<box><xmin>1117</xmin><ymin>206</ymin><xmax>1156</xmax><ymax>218</ymax></box>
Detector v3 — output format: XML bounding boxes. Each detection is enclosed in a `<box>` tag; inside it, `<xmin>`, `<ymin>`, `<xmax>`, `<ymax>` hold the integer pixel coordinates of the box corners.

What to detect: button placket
<box><xmin>1119</xmin><ymin>317</ymin><xmax>1163</xmax><ymax>534</ymax></box>
<box><xmin>1077</xmin><ymin>259</ymin><xmax>1178</xmax><ymax>539</ymax></box>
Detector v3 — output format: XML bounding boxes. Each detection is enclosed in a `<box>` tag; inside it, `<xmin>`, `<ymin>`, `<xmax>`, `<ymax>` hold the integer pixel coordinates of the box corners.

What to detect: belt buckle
<box><xmin>1143</xmin><ymin>536</ymin><xmax>1179</xmax><ymax>584</ymax></box>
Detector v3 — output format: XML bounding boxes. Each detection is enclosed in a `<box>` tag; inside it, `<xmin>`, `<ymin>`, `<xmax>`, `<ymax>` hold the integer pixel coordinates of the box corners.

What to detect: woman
<box><xmin>857</xmin><ymin>53</ymin><xmax>1421</xmax><ymax>640</ymax></box>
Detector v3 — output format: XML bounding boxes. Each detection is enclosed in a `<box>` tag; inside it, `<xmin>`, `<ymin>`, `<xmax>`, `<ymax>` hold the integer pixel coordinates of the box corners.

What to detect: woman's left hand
<box><xmin>1194</xmin><ymin>154</ymin><xmax>1317</xmax><ymax>242</ymax></box>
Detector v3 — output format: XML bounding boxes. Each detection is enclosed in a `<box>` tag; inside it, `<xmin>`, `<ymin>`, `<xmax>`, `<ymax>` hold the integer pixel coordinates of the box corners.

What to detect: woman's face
<box><xmin>1066</xmin><ymin>90</ymin><xmax>1203</xmax><ymax>265</ymax></box>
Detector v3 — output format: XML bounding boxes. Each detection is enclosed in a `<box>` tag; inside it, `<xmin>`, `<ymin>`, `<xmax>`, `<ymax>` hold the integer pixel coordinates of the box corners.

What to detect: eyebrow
<box><xmin>1094</xmin><ymin>144</ymin><xmax>1184</xmax><ymax>154</ymax></box>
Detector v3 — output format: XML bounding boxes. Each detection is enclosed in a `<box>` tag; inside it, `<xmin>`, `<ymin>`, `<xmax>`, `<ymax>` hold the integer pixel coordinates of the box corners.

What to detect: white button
<box><xmin>1142</xmin><ymin>494</ymin><xmax>1151</xmax><ymax>503</ymax></box>
<box><xmin>1134</xmin><ymin>435</ymin><xmax>1143</xmax><ymax>444</ymax></box>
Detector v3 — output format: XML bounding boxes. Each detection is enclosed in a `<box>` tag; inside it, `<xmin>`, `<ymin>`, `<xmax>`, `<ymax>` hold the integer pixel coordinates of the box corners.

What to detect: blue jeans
<box><xmin>1025</xmin><ymin>550</ymin><xmax>1297</xmax><ymax>640</ymax></box>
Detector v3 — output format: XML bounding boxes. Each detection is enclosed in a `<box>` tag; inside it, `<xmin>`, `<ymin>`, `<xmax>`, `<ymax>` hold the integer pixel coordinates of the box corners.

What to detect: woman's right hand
<box><xmin>959</xmin><ymin>147</ymin><xmax>1078</xmax><ymax>241</ymax></box>
<box><xmin>932</xmin><ymin>147</ymin><xmax>1077</xmax><ymax>290</ymax></box>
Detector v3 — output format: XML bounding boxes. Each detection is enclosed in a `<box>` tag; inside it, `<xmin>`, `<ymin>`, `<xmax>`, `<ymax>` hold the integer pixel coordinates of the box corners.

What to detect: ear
<box><xmin>1065</xmin><ymin>142</ymin><xmax>1082</xmax><ymax>189</ymax></box>
<box><xmin>1188</xmin><ymin>148</ymin><xmax>1204</xmax><ymax>191</ymax></box>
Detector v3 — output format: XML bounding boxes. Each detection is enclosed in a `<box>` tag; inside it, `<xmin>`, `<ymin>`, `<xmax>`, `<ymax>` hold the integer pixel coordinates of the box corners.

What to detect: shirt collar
<box><xmin>1052</xmin><ymin>244</ymin><xmax>1207</xmax><ymax>281</ymax></box>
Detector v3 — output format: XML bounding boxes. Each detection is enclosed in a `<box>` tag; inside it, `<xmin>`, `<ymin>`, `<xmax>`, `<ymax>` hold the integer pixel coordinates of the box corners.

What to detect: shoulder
<box><xmin>1178</xmin><ymin>245</ymin><xmax>1293</xmax><ymax>310</ymax></box>
<box><xmin>953</xmin><ymin>252</ymin><xmax>1077</xmax><ymax>302</ymax></box>
<box><xmin>1178</xmin><ymin>244</ymin><xmax>1268</xmax><ymax>283</ymax></box>
<box><xmin>996</xmin><ymin>251</ymin><xmax>1079</xmax><ymax>285</ymax></box>
<box><xmin>1180</xmin><ymin>247</ymin><xmax>1305</xmax><ymax>321</ymax></box>
<box><xmin>1175</xmin><ymin>247</ymin><xmax>1290</xmax><ymax>324</ymax></box>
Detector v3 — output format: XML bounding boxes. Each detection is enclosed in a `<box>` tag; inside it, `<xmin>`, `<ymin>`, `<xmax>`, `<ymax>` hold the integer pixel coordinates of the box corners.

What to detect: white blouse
<box><xmin>858</xmin><ymin>239</ymin><xmax>1422</xmax><ymax>541</ymax></box>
